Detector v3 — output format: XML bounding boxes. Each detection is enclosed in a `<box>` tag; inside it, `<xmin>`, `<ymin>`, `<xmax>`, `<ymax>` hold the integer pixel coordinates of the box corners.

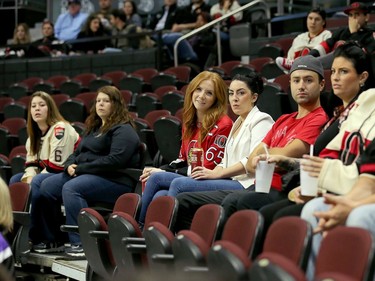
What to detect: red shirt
<box><xmin>262</xmin><ymin>107</ymin><xmax>328</xmax><ymax>190</ymax></box>
<box><xmin>179</xmin><ymin>115</ymin><xmax>233</xmax><ymax>170</ymax></box>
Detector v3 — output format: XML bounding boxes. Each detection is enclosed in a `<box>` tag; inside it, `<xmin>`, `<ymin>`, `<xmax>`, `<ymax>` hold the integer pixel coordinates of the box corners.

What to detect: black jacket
<box><xmin>64</xmin><ymin>123</ymin><xmax>140</xmax><ymax>186</ymax></box>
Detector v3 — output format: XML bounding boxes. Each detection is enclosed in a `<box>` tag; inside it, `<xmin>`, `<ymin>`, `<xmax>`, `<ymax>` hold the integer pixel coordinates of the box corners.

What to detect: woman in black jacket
<box><xmin>30</xmin><ymin>86</ymin><xmax>140</xmax><ymax>256</ymax></box>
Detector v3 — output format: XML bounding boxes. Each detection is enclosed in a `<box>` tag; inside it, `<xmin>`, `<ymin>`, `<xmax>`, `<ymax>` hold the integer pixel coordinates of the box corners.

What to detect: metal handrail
<box><xmin>173</xmin><ymin>0</ymin><xmax>271</xmax><ymax>66</ymax></box>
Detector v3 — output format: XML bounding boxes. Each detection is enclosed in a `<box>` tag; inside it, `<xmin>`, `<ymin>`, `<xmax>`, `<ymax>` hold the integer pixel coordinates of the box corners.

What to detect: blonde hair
<box><xmin>12</xmin><ymin>23</ymin><xmax>31</xmax><ymax>45</ymax></box>
<box><xmin>0</xmin><ymin>178</ymin><xmax>13</xmax><ymax>234</ymax></box>
<box><xmin>182</xmin><ymin>71</ymin><xmax>228</xmax><ymax>143</ymax></box>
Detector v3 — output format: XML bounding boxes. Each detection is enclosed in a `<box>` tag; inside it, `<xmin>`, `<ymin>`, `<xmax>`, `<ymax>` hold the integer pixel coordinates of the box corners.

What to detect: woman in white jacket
<box><xmin>166</xmin><ymin>72</ymin><xmax>274</xmax><ymax>197</ymax></box>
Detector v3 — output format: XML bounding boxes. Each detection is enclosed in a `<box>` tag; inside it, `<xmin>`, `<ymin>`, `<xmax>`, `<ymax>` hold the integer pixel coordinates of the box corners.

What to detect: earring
<box><xmin>360</xmin><ymin>83</ymin><xmax>365</xmax><ymax>87</ymax></box>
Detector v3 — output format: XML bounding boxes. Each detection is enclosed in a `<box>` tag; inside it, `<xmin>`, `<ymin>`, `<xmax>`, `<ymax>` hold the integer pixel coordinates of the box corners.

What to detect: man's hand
<box><xmin>313</xmin><ymin>193</ymin><xmax>356</xmax><ymax>233</ymax></box>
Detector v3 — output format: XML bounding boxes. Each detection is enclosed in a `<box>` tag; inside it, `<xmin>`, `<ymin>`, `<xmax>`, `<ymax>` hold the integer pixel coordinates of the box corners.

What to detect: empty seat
<box><xmin>108</xmin><ymin>196</ymin><xmax>179</xmax><ymax>279</ymax></box>
<box><xmin>150</xmin><ymin>73</ymin><xmax>177</xmax><ymax>92</ymax></box>
<box><xmin>59</xmin><ymin>99</ymin><xmax>87</xmax><ymax>123</ymax></box>
<box><xmin>3</xmin><ymin>102</ymin><xmax>27</xmax><ymax>120</ymax></box>
<box><xmin>102</xmin><ymin>71</ymin><xmax>127</xmax><ymax>88</ymax></box>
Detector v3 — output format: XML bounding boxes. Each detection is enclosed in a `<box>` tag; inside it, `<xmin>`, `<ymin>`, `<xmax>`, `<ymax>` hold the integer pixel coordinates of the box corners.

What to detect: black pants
<box><xmin>174</xmin><ymin>185</ymin><xmax>287</xmax><ymax>232</ymax></box>
<box><xmin>259</xmin><ymin>199</ymin><xmax>305</xmax><ymax>236</ymax></box>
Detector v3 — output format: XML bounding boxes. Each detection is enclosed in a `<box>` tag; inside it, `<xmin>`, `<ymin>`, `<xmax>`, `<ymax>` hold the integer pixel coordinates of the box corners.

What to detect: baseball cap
<box><xmin>289</xmin><ymin>55</ymin><xmax>324</xmax><ymax>78</ymax></box>
<box><xmin>344</xmin><ymin>2</ymin><xmax>369</xmax><ymax>15</ymax></box>
<box><xmin>68</xmin><ymin>0</ymin><xmax>81</xmax><ymax>5</ymax></box>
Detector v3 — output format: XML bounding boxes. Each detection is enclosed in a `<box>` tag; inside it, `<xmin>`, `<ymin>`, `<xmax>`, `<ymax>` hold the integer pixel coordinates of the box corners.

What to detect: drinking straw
<box><xmin>310</xmin><ymin>144</ymin><xmax>314</xmax><ymax>157</ymax></box>
<box><xmin>263</xmin><ymin>143</ymin><xmax>270</xmax><ymax>159</ymax></box>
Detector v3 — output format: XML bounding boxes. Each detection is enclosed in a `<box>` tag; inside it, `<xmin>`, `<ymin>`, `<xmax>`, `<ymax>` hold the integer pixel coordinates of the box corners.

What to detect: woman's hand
<box><xmin>139</xmin><ymin>167</ymin><xmax>163</xmax><ymax>182</ymax></box>
<box><xmin>68</xmin><ymin>164</ymin><xmax>77</xmax><ymax>177</ymax></box>
<box><xmin>301</xmin><ymin>155</ymin><xmax>325</xmax><ymax>178</ymax></box>
<box><xmin>191</xmin><ymin>166</ymin><xmax>218</xmax><ymax>179</ymax></box>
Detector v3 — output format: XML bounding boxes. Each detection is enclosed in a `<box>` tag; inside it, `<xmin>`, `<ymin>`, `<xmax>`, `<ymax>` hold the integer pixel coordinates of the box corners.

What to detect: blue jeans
<box><xmin>300</xmin><ymin>197</ymin><xmax>330</xmax><ymax>281</ymax></box>
<box><xmin>9</xmin><ymin>172</ymin><xmax>23</xmax><ymax>185</ymax></box>
<box><xmin>162</xmin><ymin>32</ymin><xmax>198</xmax><ymax>61</ymax></box>
<box><xmin>29</xmin><ymin>173</ymin><xmax>59</xmax><ymax>243</ymax></box>
<box><xmin>302</xmin><ymin>199</ymin><xmax>375</xmax><ymax>281</ymax></box>
<box><xmin>37</xmin><ymin>172</ymin><xmax>132</xmax><ymax>244</ymax></box>
<box><xmin>139</xmin><ymin>171</ymin><xmax>184</xmax><ymax>224</ymax></box>
<box><xmin>167</xmin><ymin>177</ymin><xmax>243</xmax><ymax>197</ymax></box>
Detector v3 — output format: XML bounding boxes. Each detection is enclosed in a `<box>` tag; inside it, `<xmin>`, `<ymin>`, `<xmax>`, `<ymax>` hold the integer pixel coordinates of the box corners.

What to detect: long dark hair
<box><xmin>85</xmin><ymin>86</ymin><xmax>134</xmax><ymax>134</ymax></box>
<box><xmin>27</xmin><ymin>91</ymin><xmax>66</xmax><ymax>155</ymax></box>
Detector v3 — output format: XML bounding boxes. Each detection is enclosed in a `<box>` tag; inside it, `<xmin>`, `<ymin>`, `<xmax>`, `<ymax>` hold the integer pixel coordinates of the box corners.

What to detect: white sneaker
<box><xmin>275</xmin><ymin>57</ymin><xmax>294</xmax><ymax>74</ymax></box>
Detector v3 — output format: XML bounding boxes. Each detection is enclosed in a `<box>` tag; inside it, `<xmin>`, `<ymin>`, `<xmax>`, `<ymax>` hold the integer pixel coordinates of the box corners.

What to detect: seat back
<box><xmin>3</xmin><ymin>102</ymin><xmax>27</xmax><ymax>120</ymax></box>
<box><xmin>314</xmin><ymin>226</ymin><xmax>375</xmax><ymax>281</ymax></box>
<box><xmin>78</xmin><ymin>208</ymin><xmax>114</xmax><ymax>280</ymax></box>
<box><xmin>113</xmin><ymin>193</ymin><xmax>142</xmax><ymax>219</ymax></box>
<box><xmin>144</xmin><ymin>109</ymin><xmax>171</xmax><ymax>129</ymax></box>
<box><xmin>59</xmin><ymin>99</ymin><xmax>87</xmax><ymax>123</ymax></box>
<box><xmin>206</xmin><ymin>210</ymin><xmax>264</xmax><ymax>281</ymax></box>
<box><xmin>221</xmin><ymin>210</ymin><xmax>264</xmax><ymax>259</ymax></box>
<box><xmin>161</xmin><ymin>90</ymin><xmax>184</xmax><ymax>115</ymax></box>
<box><xmin>102</xmin><ymin>71</ymin><xmax>127</xmax><ymax>88</ymax></box>
<box><xmin>60</xmin><ymin>80</ymin><xmax>83</xmax><ymax>97</ymax></box>
<box><xmin>260</xmin><ymin>217</ymin><xmax>312</xmax><ymax>270</ymax></box>
<box><xmin>248</xmin><ymin>253</ymin><xmax>307</xmax><ymax>281</ymax></box>
<box><xmin>79</xmin><ymin>193</ymin><xmax>142</xmax><ymax>281</ymax></box>
<box><xmin>108</xmin><ymin>196</ymin><xmax>178</xmax><ymax>278</ymax></box>
<box><xmin>208</xmin><ymin>240</ymin><xmax>252</xmax><ymax>281</ymax></box>
<box><xmin>150</xmin><ymin>73</ymin><xmax>177</xmax><ymax>91</ymax></box>
<box><xmin>172</xmin><ymin>204</ymin><xmax>225</xmax><ymax>271</ymax></box>
<box><xmin>8</xmin><ymin>182</ymin><xmax>31</xmax><ymax>264</ymax></box>
<box><xmin>153</xmin><ymin>116</ymin><xmax>182</xmax><ymax>164</ymax></box>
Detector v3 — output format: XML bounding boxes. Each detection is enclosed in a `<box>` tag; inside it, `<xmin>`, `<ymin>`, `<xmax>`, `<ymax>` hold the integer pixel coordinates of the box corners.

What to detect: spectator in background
<box><xmin>276</xmin><ymin>7</ymin><xmax>332</xmax><ymax>72</ymax></box>
<box><xmin>152</xmin><ymin>0</ymin><xmax>211</xmax><ymax>64</ymax></box>
<box><xmin>109</xmin><ymin>9</ymin><xmax>153</xmax><ymax>51</ymax></box>
<box><xmin>30</xmin><ymin>20</ymin><xmax>58</xmax><ymax>56</ymax></box>
<box><xmin>210</xmin><ymin>0</ymin><xmax>243</xmax><ymax>40</ymax></box>
<box><xmin>0</xmin><ymin>178</ymin><xmax>14</xmax><ymax>278</ymax></box>
<box><xmin>123</xmin><ymin>0</ymin><xmax>142</xmax><ymax>27</ymax></box>
<box><xmin>55</xmin><ymin>0</ymin><xmax>88</xmax><ymax>41</ymax></box>
<box><xmin>277</xmin><ymin>2</ymin><xmax>375</xmax><ymax>72</ymax></box>
<box><xmin>147</xmin><ymin>0</ymin><xmax>178</xmax><ymax>31</ymax></box>
<box><xmin>96</xmin><ymin>0</ymin><xmax>113</xmax><ymax>30</ymax></box>
<box><xmin>74</xmin><ymin>14</ymin><xmax>111</xmax><ymax>53</ymax></box>
<box><xmin>188</xmin><ymin>12</ymin><xmax>216</xmax><ymax>68</ymax></box>
<box><xmin>9</xmin><ymin>23</ymin><xmax>31</xmax><ymax>45</ymax></box>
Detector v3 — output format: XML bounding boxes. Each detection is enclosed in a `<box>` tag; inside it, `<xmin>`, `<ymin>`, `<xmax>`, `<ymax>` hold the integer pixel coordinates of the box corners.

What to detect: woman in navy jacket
<box><xmin>30</xmin><ymin>86</ymin><xmax>140</xmax><ymax>256</ymax></box>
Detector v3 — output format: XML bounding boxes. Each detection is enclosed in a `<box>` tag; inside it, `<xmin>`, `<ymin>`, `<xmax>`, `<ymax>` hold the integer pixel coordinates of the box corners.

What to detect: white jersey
<box><xmin>21</xmin><ymin>121</ymin><xmax>80</xmax><ymax>182</ymax></box>
<box><xmin>287</xmin><ymin>29</ymin><xmax>332</xmax><ymax>59</ymax></box>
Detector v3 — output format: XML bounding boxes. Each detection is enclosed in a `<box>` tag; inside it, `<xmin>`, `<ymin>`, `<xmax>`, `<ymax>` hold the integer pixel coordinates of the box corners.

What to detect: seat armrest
<box><xmin>60</xmin><ymin>224</ymin><xmax>79</xmax><ymax>233</ymax></box>
<box><xmin>13</xmin><ymin>211</ymin><xmax>30</xmax><ymax>226</ymax></box>
<box><xmin>88</xmin><ymin>230</ymin><xmax>109</xmax><ymax>240</ymax></box>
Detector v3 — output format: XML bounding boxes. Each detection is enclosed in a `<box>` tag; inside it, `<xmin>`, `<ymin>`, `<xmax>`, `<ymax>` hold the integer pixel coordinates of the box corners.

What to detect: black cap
<box><xmin>68</xmin><ymin>0</ymin><xmax>81</xmax><ymax>5</ymax></box>
<box><xmin>344</xmin><ymin>2</ymin><xmax>369</xmax><ymax>14</ymax></box>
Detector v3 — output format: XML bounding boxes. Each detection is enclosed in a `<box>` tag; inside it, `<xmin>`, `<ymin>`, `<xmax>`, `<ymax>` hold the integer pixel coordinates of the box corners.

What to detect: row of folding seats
<box><xmin>75</xmin><ymin>193</ymin><xmax>375</xmax><ymax>281</ymax></box>
<box><xmin>2</xmin><ymin>66</ymin><xmax>193</xmax><ymax>101</ymax></box>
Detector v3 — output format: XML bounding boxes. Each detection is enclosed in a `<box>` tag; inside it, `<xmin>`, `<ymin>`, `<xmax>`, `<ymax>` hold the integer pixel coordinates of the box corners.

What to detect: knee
<box><xmin>346</xmin><ymin>205</ymin><xmax>374</xmax><ymax>229</ymax></box>
<box><xmin>300</xmin><ymin>197</ymin><xmax>325</xmax><ymax>223</ymax></box>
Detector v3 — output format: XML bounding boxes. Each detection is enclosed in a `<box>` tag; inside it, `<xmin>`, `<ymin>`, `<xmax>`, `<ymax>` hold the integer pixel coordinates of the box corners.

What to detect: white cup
<box><xmin>300</xmin><ymin>161</ymin><xmax>318</xmax><ymax>196</ymax></box>
<box><xmin>255</xmin><ymin>161</ymin><xmax>276</xmax><ymax>193</ymax></box>
<box><xmin>241</xmin><ymin>55</ymin><xmax>250</xmax><ymax>64</ymax></box>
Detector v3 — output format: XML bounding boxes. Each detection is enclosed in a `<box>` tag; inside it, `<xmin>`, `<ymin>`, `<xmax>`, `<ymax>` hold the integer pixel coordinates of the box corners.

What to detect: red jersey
<box><xmin>179</xmin><ymin>115</ymin><xmax>233</xmax><ymax>170</ymax></box>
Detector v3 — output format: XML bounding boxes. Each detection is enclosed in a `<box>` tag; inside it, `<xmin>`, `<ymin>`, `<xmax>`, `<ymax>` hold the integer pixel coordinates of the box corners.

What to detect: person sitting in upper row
<box><xmin>55</xmin><ymin>0</ymin><xmax>89</xmax><ymax>41</ymax></box>
<box><xmin>74</xmin><ymin>13</ymin><xmax>111</xmax><ymax>54</ymax></box>
<box><xmin>123</xmin><ymin>0</ymin><xmax>142</xmax><ymax>28</ymax></box>
<box><xmin>277</xmin><ymin>2</ymin><xmax>375</xmax><ymax>72</ymax></box>
<box><xmin>276</xmin><ymin>7</ymin><xmax>332</xmax><ymax>71</ymax></box>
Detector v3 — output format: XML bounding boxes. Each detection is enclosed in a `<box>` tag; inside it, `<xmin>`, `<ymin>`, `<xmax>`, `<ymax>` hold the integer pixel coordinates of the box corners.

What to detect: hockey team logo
<box><xmin>214</xmin><ymin>135</ymin><xmax>227</xmax><ymax>148</ymax></box>
<box><xmin>54</xmin><ymin>126</ymin><xmax>65</xmax><ymax>140</ymax></box>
